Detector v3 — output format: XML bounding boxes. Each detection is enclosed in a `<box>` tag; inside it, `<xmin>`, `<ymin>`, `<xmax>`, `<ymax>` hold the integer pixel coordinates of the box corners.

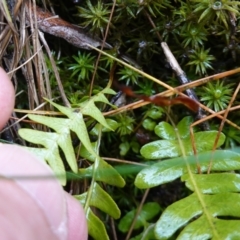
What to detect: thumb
<box><xmin>0</xmin><ymin>67</ymin><xmax>15</xmax><ymax>129</ymax></box>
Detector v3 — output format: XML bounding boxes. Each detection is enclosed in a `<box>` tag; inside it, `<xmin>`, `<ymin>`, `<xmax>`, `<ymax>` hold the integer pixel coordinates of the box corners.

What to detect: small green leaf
<box><xmin>80</xmin><ymin>100</ymin><xmax>112</xmax><ymax>130</ymax></box>
<box><xmin>102</xmin><ymin>87</ymin><xmax>116</xmax><ymax>95</ymax></box>
<box><xmin>130</xmin><ymin>141</ymin><xmax>140</xmax><ymax>154</ymax></box>
<box><xmin>79</xmin><ymin>158</ymin><xmax>125</xmax><ymax>187</ymax></box>
<box><xmin>44</xmin><ymin>99</ymin><xmax>98</xmax><ymax>159</ymax></box>
<box><xmin>154</xmin><ymin>122</ymin><xmax>176</xmax><ymax>140</ymax></box>
<box><xmin>79</xmin><ymin>141</ymin><xmax>98</xmax><ymax>162</ymax></box>
<box><xmin>177</xmin><ymin>116</ymin><xmax>193</xmax><ymax>138</ymax></box>
<box><xmin>143</xmin><ymin>118</ymin><xmax>156</xmax><ymax>131</ymax></box>
<box><xmin>75</xmin><ymin>182</ymin><xmax>121</xmax><ymax>219</ymax></box>
<box><xmin>140</xmin><ymin>131</ymin><xmax>225</xmax><ymax>159</ymax></box>
<box><xmin>177</xmin><ymin>215</ymin><xmax>240</xmax><ymax>240</ymax></box>
<box><xmin>118</xmin><ymin>202</ymin><xmax>161</xmax><ymax>233</ymax></box>
<box><xmin>154</xmin><ymin>117</ymin><xmax>193</xmax><ymax>140</ymax></box>
<box><xmin>147</xmin><ymin>107</ymin><xmax>164</xmax><ymax>120</ymax></box>
<box><xmin>90</xmin><ymin>119</ymin><xmax>119</xmax><ymax>135</ymax></box>
<box><xmin>119</xmin><ymin>142</ymin><xmax>130</xmax><ymax>156</ymax></box>
<box><xmin>130</xmin><ymin>224</ymin><xmax>156</xmax><ymax>240</ymax></box>
<box><xmin>86</xmin><ymin>208</ymin><xmax>109</xmax><ymax>240</ymax></box>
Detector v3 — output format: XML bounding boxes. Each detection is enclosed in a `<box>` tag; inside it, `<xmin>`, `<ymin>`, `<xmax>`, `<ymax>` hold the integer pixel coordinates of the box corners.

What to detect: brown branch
<box><xmin>115</xmin><ymin>83</ymin><xmax>199</xmax><ymax>113</ymax></box>
<box><xmin>25</xmin><ymin>3</ymin><xmax>112</xmax><ymax>50</ymax></box>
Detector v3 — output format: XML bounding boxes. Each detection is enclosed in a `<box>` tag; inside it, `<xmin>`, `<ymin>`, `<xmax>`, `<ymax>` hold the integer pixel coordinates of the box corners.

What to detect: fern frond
<box><xmin>18</xmin><ymin>87</ymin><xmax>125</xmax><ymax>239</ymax></box>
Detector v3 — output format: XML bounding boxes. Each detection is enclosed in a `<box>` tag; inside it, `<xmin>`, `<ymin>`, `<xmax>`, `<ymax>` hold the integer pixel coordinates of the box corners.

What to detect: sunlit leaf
<box><xmin>19</xmin><ymin>88</ymin><xmax>116</xmax><ymax>185</ymax></box>
<box><xmin>86</xmin><ymin>208</ymin><xmax>109</xmax><ymax>240</ymax></box>
<box><xmin>22</xmin><ymin>145</ymin><xmax>66</xmax><ymax>185</ymax></box>
<box><xmin>75</xmin><ymin>182</ymin><xmax>121</xmax><ymax>219</ymax></box>
<box><xmin>90</xmin><ymin>119</ymin><xmax>119</xmax><ymax>135</ymax></box>
<box><xmin>155</xmin><ymin>122</ymin><xmax>177</xmax><ymax>140</ymax></box>
<box><xmin>182</xmin><ymin>172</ymin><xmax>240</xmax><ymax>194</ymax></box>
<box><xmin>21</xmin><ymin>115</ymin><xmax>78</xmax><ymax>173</ymax></box>
<box><xmin>135</xmin><ymin>150</ymin><xmax>240</xmax><ymax>189</ymax></box>
<box><xmin>155</xmin><ymin>192</ymin><xmax>240</xmax><ymax>240</ymax></box>
<box><xmin>79</xmin><ymin>157</ymin><xmax>125</xmax><ymax>187</ymax></box>
<box><xmin>140</xmin><ymin>131</ymin><xmax>225</xmax><ymax>159</ymax></box>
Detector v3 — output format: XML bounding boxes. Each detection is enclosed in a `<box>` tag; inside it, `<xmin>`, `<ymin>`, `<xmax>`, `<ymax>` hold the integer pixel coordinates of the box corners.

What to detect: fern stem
<box><xmin>84</xmin><ymin>125</ymin><xmax>103</xmax><ymax>211</ymax></box>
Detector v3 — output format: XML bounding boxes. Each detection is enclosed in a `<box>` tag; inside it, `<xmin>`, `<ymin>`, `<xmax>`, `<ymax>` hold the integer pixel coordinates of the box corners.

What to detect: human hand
<box><xmin>0</xmin><ymin>67</ymin><xmax>88</xmax><ymax>240</ymax></box>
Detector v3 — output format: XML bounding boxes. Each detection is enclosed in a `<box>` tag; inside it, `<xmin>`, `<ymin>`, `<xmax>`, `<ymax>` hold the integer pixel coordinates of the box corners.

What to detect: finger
<box><xmin>0</xmin><ymin>68</ymin><xmax>88</xmax><ymax>239</ymax></box>
<box><xmin>65</xmin><ymin>193</ymin><xmax>88</xmax><ymax>240</ymax></box>
<box><xmin>0</xmin><ymin>178</ymin><xmax>59</xmax><ymax>240</ymax></box>
<box><xmin>0</xmin><ymin>144</ymin><xmax>67</xmax><ymax>239</ymax></box>
<box><xmin>0</xmin><ymin>67</ymin><xmax>15</xmax><ymax>129</ymax></box>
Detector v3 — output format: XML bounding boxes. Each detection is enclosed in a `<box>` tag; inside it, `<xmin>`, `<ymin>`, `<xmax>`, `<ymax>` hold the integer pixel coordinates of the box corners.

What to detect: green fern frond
<box><xmin>18</xmin><ymin>87</ymin><xmax>126</xmax><ymax>239</ymax></box>
<box><xmin>19</xmin><ymin>87</ymin><xmax>116</xmax><ymax>184</ymax></box>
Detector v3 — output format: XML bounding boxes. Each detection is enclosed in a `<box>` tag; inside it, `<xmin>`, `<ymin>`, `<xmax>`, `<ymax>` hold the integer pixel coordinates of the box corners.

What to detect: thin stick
<box><xmin>207</xmin><ymin>82</ymin><xmax>240</xmax><ymax>173</ymax></box>
<box><xmin>145</xmin><ymin>11</ymin><xmax>208</xmax><ymax>129</ymax></box>
<box><xmin>89</xmin><ymin>0</ymin><xmax>117</xmax><ymax>96</ymax></box>
<box><xmin>125</xmin><ymin>189</ymin><xmax>150</xmax><ymax>240</ymax></box>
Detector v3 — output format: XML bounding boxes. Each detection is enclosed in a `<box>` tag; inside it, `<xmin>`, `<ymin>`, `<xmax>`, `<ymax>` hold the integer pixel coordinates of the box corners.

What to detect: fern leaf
<box><xmin>135</xmin><ymin>149</ymin><xmax>240</xmax><ymax>239</ymax></box>
<box><xmin>155</xmin><ymin>188</ymin><xmax>240</xmax><ymax>239</ymax></box>
<box><xmin>86</xmin><ymin>208</ymin><xmax>110</xmax><ymax>240</ymax></box>
<box><xmin>18</xmin><ymin>88</ymin><xmax>116</xmax><ymax>185</ymax></box>
<box><xmin>183</xmin><ymin>172</ymin><xmax>240</xmax><ymax>193</ymax></box>
<box><xmin>76</xmin><ymin>182</ymin><xmax>121</xmax><ymax>219</ymax></box>
<box><xmin>43</xmin><ymin>100</ymin><xmax>99</xmax><ymax>158</ymax></box>
<box><xmin>18</xmin><ymin>129</ymin><xmax>67</xmax><ymax>185</ymax></box>
<box><xmin>18</xmin><ymin>89</ymin><xmax>125</xmax><ymax>239</ymax></box>
<box><xmin>135</xmin><ymin>150</ymin><xmax>240</xmax><ymax>188</ymax></box>
<box><xmin>140</xmin><ymin>131</ymin><xmax>225</xmax><ymax>159</ymax></box>
<box><xmin>79</xmin><ymin>157</ymin><xmax>125</xmax><ymax>187</ymax></box>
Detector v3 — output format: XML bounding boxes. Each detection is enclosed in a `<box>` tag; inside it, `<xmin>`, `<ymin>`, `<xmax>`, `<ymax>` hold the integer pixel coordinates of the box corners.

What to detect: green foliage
<box><xmin>118</xmin><ymin>202</ymin><xmax>161</xmax><ymax>233</ymax></box>
<box><xmin>134</xmin><ymin>115</ymin><xmax>240</xmax><ymax>240</ymax></box>
<box><xmin>142</xmin><ymin>118</ymin><xmax>156</xmax><ymax>131</ymax></box>
<box><xmin>140</xmin><ymin>116</ymin><xmax>225</xmax><ymax>159</ymax></box>
<box><xmin>198</xmin><ymin>80</ymin><xmax>235</xmax><ymax>112</ymax></box>
<box><xmin>180</xmin><ymin>22</ymin><xmax>207</xmax><ymax>49</ymax></box>
<box><xmin>192</xmin><ymin>0</ymin><xmax>240</xmax><ymax>29</ymax></box>
<box><xmin>115</xmin><ymin>113</ymin><xmax>135</xmax><ymax>136</ymax></box>
<box><xmin>118</xmin><ymin>202</ymin><xmax>161</xmax><ymax>239</ymax></box>
<box><xmin>18</xmin><ymin>88</ymin><xmax>125</xmax><ymax>239</ymax></box>
<box><xmin>68</xmin><ymin>51</ymin><xmax>95</xmax><ymax>82</ymax></box>
<box><xmin>119</xmin><ymin>138</ymin><xmax>140</xmax><ymax>156</ymax></box>
<box><xmin>223</xmin><ymin>126</ymin><xmax>240</xmax><ymax>149</ymax></box>
<box><xmin>137</xmin><ymin>0</ymin><xmax>172</xmax><ymax>17</ymax></box>
<box><xmin>135</xmin><ymin>149</ymin><xmax>240</xmax><ymax>239</ymax></box>
<box><xmin>76</xmin><ymin>182</ymin><xmax>121</xmax><ymax>240</ymax></box>
<box><xmin>156</xmin><ymin>174</ymin><xmax>240</xmax><ymax>239</ymax></box>
<box><xmin>136</xmin><ymin>150</ymin><xmax>231</xmax><ymax>188</ymax></box>
<box><xmin>76</xmin><ymin>0</ymin><xmax>112</xmax><ymax>35</ymax></box>
<box><xmin>19</xmin><ymin>88</ymin><xmax>115</xmax><ymax>183</ymax></box>
<box><xmin>117</xmin><ymin>66</ymin><xmax>141</xmax><ymax>85</ymax></box>
<box><xmin>186</xmin><ymin>47</ymin><xmax>215</xmax><ymax>75</ymax></box>
<box><xmin>114</xmin><ymin>0</ymin><xmax>138</xmax><ymax>20</ymax></box>
<box><xmin>145</xmin><ymin>106</ymin><xmax>164</xmax><ymax>120</ymax></box>
<box><xmin>119</xmin><ymin>141</ymin><xmax>131</xmax><ymax>156</ymax></box>
<box><xmin>12</xmin><ymin>0</ymin><xmax>240</xmax><ymax>239</ymax></box>
<box><xmin>135</xmin><ymin>80</ymin><xmax>157</xmax><ymax>96</ymax></box>
<box><xmin>99</xmin><ymin>48</ymin><xmax>119</xmax><ymax>69</ymax></box>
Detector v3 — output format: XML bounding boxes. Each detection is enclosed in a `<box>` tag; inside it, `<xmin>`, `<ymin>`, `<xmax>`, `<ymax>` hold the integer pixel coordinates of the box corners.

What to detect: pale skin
<box><xmin>0</xmin><ymin>67</ymin><xmax>88</xmax><ymax>240</ymax></box>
